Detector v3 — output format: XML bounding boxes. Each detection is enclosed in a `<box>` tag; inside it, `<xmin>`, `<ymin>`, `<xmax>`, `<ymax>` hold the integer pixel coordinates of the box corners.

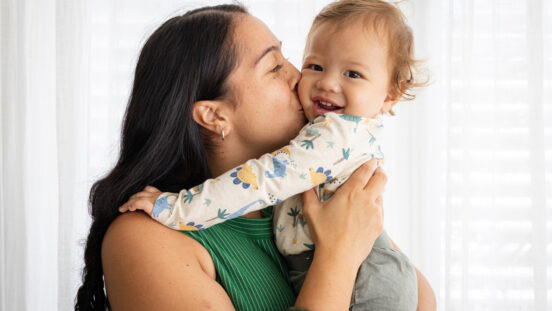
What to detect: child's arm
<box><xmin>120</xmin><ymin>113</ymin><xmax>383</xmax><ymax>230</ymax></box>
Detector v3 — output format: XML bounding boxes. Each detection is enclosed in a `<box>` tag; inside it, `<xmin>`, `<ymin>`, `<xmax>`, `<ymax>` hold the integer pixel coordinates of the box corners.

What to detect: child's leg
<box><xmin>351</xmin><ymin>230</ymin><xmax>418</xmax><ymax>311</ymax></box>
<box><xmin>285</xmin><ymin>250</ymin><xmax>315</xmax><ymax>295</ymax></box>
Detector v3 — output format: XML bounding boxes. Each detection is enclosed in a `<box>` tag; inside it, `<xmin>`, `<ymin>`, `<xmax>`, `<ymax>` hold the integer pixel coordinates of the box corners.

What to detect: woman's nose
<box><xmin>315</xmin><ymin>75</ymin><xmax>340</xmax><ymax>93</ymax></box>
<box><xmin>287</xmin><ymin>61</ymin><xmax>301</xmax><ymax>91</ymax></box>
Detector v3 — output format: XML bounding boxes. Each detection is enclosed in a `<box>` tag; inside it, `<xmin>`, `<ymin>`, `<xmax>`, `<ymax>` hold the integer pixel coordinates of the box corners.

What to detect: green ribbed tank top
<box><xmin>182</xmin><ymin>207</ymin><xmax>296</xmax><ymax>311</ymax></box>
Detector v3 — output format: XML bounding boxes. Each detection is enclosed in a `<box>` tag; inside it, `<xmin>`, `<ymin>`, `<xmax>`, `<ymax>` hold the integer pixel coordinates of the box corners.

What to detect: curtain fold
<box><xmin>2</xmin><ymin>2</ymin><xmax>28</xmax><ymax>310</ymax></box>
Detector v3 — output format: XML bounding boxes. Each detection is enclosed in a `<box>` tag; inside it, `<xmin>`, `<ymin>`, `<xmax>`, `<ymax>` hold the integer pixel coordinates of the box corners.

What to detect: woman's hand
<box><xmin>295</xmin><ymin>159</ymin><xmax>386</xmax><ymax>310</ymax></box>
<box><xmin>303</xmin><ymin>158</ymin><xmax>385</xmax><ymax>267</ymax></box>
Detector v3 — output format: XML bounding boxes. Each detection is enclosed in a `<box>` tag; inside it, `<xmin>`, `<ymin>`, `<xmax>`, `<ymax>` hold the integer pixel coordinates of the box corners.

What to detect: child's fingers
<box><xmin>133</xmin><ymin>199</ymin><xmax>154</xmax><ymax>215</ymax></box>
<box><xmin>129</xmin><ymin>191</ymin><xmax>150</xmax><ymax>201</ymax></box>
<box><xmin>118</xmin><ymin>199</ymin><xmax>143</xmax><ymax>213</ymax></box>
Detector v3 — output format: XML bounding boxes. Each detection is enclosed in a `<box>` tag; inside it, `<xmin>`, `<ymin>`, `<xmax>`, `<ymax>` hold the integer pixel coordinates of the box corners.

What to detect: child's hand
<box><xmin>118</xmin><ymin>186</ymin><xmax>163</xmax><ymax>216</ymax></box>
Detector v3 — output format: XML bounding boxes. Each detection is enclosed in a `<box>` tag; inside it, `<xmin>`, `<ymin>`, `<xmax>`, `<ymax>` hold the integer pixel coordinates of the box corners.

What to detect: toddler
<box><xmin>120</xmin><ymin>0</ymin><xmax>425</xmax><ymax>309</ymax></box>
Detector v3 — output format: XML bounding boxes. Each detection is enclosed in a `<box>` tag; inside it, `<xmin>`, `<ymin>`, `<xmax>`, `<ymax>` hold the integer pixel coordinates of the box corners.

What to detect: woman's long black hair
<box><xmin>75</xmin><ymin>4</ymin><xmax>247</xmax><ymax>310</ymax></box>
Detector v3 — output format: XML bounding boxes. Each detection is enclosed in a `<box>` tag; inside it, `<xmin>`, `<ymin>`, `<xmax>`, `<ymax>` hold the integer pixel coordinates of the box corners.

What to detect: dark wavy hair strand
<box><xmin>75</xmin><ymin>4</ymin><xmax>247</xmax><ymax>310</ymax></box>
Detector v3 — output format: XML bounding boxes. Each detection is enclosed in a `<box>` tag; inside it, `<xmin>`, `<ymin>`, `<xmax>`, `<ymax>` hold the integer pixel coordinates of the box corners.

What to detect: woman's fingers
<box><xmin>352</xmin><ymin>160</ymin><xmax>378</xmax><ymax>187</ymax></box>
<box><xmin>333</xmin><ymin>159</ymin><xmax>378</xmax><ymax>199</ymax></box>
<box><xmin>362</xmin><ymin>167</ymin><xmax>387</xmax><ymax>202</ymax></box>
<box><xmin>375</xmin><ymin>195</ymin><xmax>384</xmax><ymax>221</ymax></box>
<box><xmin>301</xmin><ymin>188</ymin><xmax>321</xmax><ymax>217</ymax></box>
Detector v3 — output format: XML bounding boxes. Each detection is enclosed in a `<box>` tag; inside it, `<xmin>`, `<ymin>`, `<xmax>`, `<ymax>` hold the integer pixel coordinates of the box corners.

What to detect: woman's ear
<box><xmin>192</xmin><ymin>101</ymin><xmax>232</xmax><ymax>139</ymax></box>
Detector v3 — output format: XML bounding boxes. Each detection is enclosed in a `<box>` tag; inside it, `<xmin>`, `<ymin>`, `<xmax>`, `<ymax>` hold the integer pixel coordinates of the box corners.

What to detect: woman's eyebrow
<box><xmin>254</xmin><ymin>41</ymin><xmax>282</xmax><ymax>65</ymax></box>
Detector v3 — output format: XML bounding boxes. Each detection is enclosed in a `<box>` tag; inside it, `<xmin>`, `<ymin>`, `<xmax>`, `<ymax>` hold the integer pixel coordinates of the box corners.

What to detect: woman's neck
<box><xmin>206</xmin><ymin>140</ymin><xmax>265</xmax><ymax>219</ymax></box>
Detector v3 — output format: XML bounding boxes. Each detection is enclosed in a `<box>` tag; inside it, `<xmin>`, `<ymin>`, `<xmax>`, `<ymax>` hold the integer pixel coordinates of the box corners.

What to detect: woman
<box><xmin>75</xmin><ymin>4</ymin><xmax>435</xmax><ymax>310</ymax></box>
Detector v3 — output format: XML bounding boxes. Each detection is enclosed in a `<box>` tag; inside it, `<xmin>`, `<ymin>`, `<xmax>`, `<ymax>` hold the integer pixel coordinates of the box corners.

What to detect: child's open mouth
<box><xmin>313</xmin><ymin>98</ymin><xmax>343</xmax><ymax>116</ymax></box>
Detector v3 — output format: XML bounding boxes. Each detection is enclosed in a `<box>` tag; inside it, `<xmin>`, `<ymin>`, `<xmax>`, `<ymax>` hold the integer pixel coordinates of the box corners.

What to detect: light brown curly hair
<box><xmin>306</xmin><ymin>0</ymin><xmax>428</xmax><ymax>109</ymax></box>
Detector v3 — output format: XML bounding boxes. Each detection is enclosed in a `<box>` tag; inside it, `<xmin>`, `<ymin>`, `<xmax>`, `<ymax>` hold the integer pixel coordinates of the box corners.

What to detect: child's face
<box><xmin>298</xmin><ymin>20</ymin><xmax>398</xmax><ymax>120</ymax></box>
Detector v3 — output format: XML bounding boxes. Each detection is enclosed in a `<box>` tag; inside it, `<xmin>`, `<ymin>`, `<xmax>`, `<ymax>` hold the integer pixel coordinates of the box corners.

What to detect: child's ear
<box><xmin>381</xmin><ymin>92</ymin><xmax>400</xmax><ymax>115</ymax></box>
<box><xmin>381</xmin><ymin>80</ymin><xmax>405</xmax><ymax>115</ymax></box>
<box><xmin>192</xmin><ymin>100</ymin><xmax>232</xmax><ymax>139</ymax></box>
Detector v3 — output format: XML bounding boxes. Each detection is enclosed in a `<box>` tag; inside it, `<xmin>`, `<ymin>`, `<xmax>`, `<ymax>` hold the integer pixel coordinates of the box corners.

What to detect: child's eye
<box><xmin>271</xmin><ymin>64</ymin><xmax>283</xmax><ymax>73</ymax></box>
<box><xmin>306</xmin><ymin>64</ymin><xmax>323</xmax><ymax>71</ymax></box>
<box><xmin>345</xmin><ymin>71</ymin><xmax>362</xmax><ymax>79</ymax></box>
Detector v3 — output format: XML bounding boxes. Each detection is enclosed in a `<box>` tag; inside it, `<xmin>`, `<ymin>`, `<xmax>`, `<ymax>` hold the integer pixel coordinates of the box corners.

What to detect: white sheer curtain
<box><xmin>1</xmin><ymin>0</ymin><xmax>550</xmax><ymax>310</ymax></box>
<box><xmin>388</xmin><ymin>1</ymin><xmax>552</xmax><ymax>310</ymax></box>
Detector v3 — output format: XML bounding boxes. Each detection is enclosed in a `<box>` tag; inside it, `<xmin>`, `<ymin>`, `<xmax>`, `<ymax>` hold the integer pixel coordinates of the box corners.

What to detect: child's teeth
<box><xmin>320</xmin><ymin>101</ymin><xmax>333</xmax><ymax>107</ymax></box>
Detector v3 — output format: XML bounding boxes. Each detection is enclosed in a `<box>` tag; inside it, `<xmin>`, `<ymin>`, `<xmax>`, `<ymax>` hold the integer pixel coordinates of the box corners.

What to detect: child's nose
<box><xmin>315</xmin><ymin>75</ymin><xmax>340</xmax><ymax>93</ymax></box>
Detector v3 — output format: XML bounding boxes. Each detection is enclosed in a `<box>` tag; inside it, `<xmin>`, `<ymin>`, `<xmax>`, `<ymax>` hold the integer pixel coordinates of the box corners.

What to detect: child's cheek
<box><xmin>297</xmin><ymin>76</ymin><xmax>315</xmax><ymax>121</ymax></box>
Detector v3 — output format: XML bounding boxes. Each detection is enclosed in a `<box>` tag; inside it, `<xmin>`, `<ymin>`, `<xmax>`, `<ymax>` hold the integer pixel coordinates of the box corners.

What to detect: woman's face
<box><xmin>225</xmin><ymin>15</ymin><xmax>306</xmax><ymax>158</ymax></box>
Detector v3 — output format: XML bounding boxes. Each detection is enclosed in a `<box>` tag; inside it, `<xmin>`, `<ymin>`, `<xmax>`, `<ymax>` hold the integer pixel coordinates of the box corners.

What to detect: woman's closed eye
<box><xmin>344</xmin><ymin>70</ymin><xmax>362</xmax><ymax>79</ymax></box>
<box><xmin>270</xmin><ymin>64</ymin><xmax>283</xmax><ymax>73</ymax></box>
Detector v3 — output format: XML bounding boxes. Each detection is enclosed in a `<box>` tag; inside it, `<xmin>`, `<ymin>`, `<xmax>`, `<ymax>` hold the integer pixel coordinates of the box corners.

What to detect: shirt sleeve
<box><xmin>151</xmin><ymin>112</ymin><xmax>384</xmax><ymax>230</ymax></box>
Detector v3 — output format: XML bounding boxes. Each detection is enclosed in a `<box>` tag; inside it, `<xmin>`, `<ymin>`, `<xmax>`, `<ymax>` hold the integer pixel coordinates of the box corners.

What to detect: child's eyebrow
<box><xmin>345</xmin><ymin>61</ymin><xmax>371</xmax><ymax>72</ymax></box>
<box><xmin>255</xmin><ymin>41</ymin><xmax>282</xmax><ymax>65</ymax></box>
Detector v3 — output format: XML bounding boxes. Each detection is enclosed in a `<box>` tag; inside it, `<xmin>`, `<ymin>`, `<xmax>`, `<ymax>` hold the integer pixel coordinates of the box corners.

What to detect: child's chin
<box><xmin>303</xmin><ymin>109</ymin><xmax>316</xmax><ymax>121</ymax></box>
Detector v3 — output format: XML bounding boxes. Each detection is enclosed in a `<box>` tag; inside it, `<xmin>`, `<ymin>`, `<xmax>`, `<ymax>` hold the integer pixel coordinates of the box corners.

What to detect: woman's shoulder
<box><xmin>101</xmin><ymin>212</ymin><xmax>223</xmax><ymax>310</ymax></box>
<box><xmin>103</xmin><ymin>212</ymin><xmax>216</xmax><ymax>277</ymax></box>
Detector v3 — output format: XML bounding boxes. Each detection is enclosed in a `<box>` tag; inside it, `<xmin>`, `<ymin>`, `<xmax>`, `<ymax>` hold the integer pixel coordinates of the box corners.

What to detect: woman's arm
<box><xmin>415</xmin><ymin>268</ymin><xmax>437</xmax><ymax>311</ymax></box>
<box><xmin>104</xmin><ymin>160</ymin><xmax>387</xmax><ymax>310</ymax></box>
<box><xmin>388</xmin><ymin>238</ymin><xmax>437</xmax><ymax>311</ymax></box>
<box><xmin>102</xmin><ymin>212</ymin><xmax>235</xmax><ymax>311</ymax></box>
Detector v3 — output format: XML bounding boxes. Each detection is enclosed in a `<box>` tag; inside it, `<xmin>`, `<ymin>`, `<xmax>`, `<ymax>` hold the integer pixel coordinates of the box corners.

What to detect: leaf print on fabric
<box><xmin>306</xmin><ymin>128</ymin><xmax>319</xmax><ymax>136</ymax></box>
<box><xmin>301</xmin><ymin>130</ymin><xmax>321</xmax><ymax>150</ymax></box>
<box><xmin>366</xmin><ymin>129</ymin><xmax>376</xmax><ymax>144</ymax></box>
<box><xmin>206</xmin><ymin>209</ymin><xmax>230</xmax><ymax>222</ymax></box>
<box><xmin>288</xmin><ymin>207</ymin><xmax>300</xmax><ymax>227</ymax></box>
<box><xmin>301</xmin><ymin>140</ymin><xmax>314</xmax><ymax>150</ymax></box>
<box><xmin>297</xmin><ymin>214</ymin><xmax>307</xmax><ymax>227</ymax></box>
<box><xmin>333</xmin><ymin>148</ymin><xmax>351</xmax><ymax>165</ymax></box>
<box><xmin>339</xmin><ymin>114</ymin><xmax>363</xmax><ymax>133</ymax></box>
<box><xmin>183</xmin><ymin>190</ymin><xmax>194</xmax><ymax>203</ymax></box>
